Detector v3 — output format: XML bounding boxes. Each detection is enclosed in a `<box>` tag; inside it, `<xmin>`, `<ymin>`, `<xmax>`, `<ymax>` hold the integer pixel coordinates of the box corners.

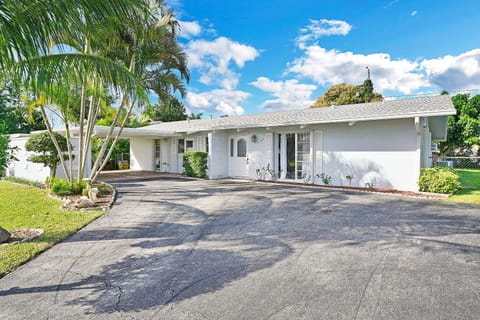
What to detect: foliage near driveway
<box><xmin>0</xmin><ymin>181</ymin><xmax>104</xmax><ymax>277</ymax></box>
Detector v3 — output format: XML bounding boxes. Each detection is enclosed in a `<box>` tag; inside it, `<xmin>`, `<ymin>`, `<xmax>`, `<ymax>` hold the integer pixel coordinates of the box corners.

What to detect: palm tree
<box><xmin>1</xmin><ymin>0</ymin><xmax>151</xmax><ymax>182</ymax></box>
<box><xmin>2</xmin><ymin>0</ymin><xmax>188</xmax><ymax>183</ymax></box>
<box><xmin>1</xmin><ymin>0</ymin><xmax>149</xmax><ymax>98</ymax></box>
<box><xmin>87</xmin><ymin>0</ymin><xmax>189</xmax><ymax>182</ymax></box>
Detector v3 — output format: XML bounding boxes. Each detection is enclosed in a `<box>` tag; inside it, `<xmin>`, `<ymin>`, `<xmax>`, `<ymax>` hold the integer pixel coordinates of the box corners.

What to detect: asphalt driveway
<box><xmin>1</xmin><ymin>177</ymin><xmax>480</xmax><ymax>319</ymax></box>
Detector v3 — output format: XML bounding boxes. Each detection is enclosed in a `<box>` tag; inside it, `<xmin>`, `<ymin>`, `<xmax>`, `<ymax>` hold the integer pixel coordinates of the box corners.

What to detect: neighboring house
<box><xmin>6</xmin><ymin>95</ymin><xmax>455</xmax><ymax>191</ymax></box>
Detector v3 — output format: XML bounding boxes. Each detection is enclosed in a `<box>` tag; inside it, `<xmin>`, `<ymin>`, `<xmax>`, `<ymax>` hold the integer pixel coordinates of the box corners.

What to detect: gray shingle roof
<box><xmin>137</xmin><ymin>95</ymin><xmax>455</xmax><ymax>134</ymax></box>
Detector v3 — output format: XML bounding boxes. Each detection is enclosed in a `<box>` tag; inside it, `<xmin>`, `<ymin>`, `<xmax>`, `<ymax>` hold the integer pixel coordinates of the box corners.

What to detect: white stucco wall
<box><xmin>130</xmin><ymin>138</ymin><xmax>154</xmax><ymax>171</ymax></box>
<box><xmin>126</xmin><ymin>117</ymin><xmax>433</xmax><ymax>191</ymax></box>
<box><xmin>6</xmin><ymin>135</ymin><xmax>91</xmax><ymax>182</ymax></box>
<box><xmin>318</xmin><ymin>118</ymin><xmax>420</xmax><ymax>191</ymax></box>
<box><xmin>6</xmin><ymin>136</ymin><xmax>51</xmax><ymax>182</ymax></box>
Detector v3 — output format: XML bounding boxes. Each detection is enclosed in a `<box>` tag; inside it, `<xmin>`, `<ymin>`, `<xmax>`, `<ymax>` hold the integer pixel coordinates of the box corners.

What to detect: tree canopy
<box><xmin>0</xmin><ymin>83</ymin><xmax>45</xmax><ymax>134</ymax></box>
<box><xmin>439</xmin><ymin>93</ymin><xmax>480</xmax><ymax>155</ymax></box>
<box><xmin>311</xmin><ymin>82</ymin><xmax>383</xmax><ymax>108</ymax></box>
<box><xmin>143</xmin><ymin>96</ymin><xmax>187</xmax><ymax>122</ymax></box>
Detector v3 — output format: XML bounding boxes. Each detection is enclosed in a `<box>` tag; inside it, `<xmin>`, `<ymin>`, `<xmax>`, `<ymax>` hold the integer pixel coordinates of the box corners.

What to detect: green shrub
<box><xmin>71</xmin><ymin>180</ymin><xmax>86</xmax><ymax>195</ymax></box>
<box><xmin>50</xmin><ymin>178</ymin><xmax>86</xmax><ymax>196</ymax></box>
<box><xmin>418</xmin><ymin>167</ymin><xmax>461</xmax><ymax>194</ymax></box>
<box><xmin>51</xmin><ymin>178</ymin><xmax>72</xmax><ymax>196</ymax></box>
<box><xmin>183</xmin><ymin>151</ymin><xmax>208</xmax><ymax>178</ymax></box>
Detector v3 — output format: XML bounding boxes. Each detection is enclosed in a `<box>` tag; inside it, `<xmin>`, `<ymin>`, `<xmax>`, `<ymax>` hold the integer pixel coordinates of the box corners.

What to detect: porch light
<box><xmin>251</xmin><ymin>134</ymin><xmax>258</xmax><ymax>143</ymax></box>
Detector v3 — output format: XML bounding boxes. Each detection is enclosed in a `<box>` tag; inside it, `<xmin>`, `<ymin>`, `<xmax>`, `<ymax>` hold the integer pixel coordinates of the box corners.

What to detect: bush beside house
<box><xmin>183</xmin><ymin>151</ymin><xmax>208</xmax><ymax>178</ymax></box>
<box><xmin>418</xmin><ymin>167</ymin><xmax>461</xmax><ymax>194</ymax></box>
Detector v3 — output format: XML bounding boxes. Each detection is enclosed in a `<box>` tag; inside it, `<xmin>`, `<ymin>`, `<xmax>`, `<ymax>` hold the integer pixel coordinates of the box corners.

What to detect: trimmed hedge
<box><xmin>418</xmin><ymin>167</ymin><xmax>461</xmax><ymax>194</ymax></box>
<box><xmin>183</xmin><ymin>151</ymin><xmax>208</xmax><ymax>178</ymax></box>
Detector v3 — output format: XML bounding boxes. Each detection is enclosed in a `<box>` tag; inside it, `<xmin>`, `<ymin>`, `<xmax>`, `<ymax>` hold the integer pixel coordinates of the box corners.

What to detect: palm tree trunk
<box><xmin>64</xmin><ymin>120</ymin><xmax>74</xmax><ymax>180</ymax></box>
<box><xmin>38</xmin><ymin>106</ymin><xmax>71</xmax><ymax>181</ymax></box>
<box><xmin>89</xmin><ymin>95</ymin><xmax>128</xmax><ymax>179</ymax></box>
<box><xmin>77</xmin><ymin>83</ymin><xmax>87</xmax><ymax>181</ymax></box>
<box><xmin>90</xmin><ymin>98</ymin><xmax>136</xmax><ymax>182</ymax></box>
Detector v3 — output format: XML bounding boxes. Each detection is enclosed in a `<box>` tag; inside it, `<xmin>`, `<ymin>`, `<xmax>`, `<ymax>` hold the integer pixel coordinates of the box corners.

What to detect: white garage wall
<box><xmin>318</xmin><ymin>118</ymin><xmax>420</xmax><ymax>191</ymax></box>
<box><xmin>130</xmin><ymin>138</ymin><xmax>154</xmax><ymax>171</ymax></box>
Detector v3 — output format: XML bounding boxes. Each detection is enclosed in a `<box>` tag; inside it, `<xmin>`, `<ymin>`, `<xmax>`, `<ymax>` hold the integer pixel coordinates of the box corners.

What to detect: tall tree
<box><xmin>0</xmin><ymin>82</ymin><xmax>45</xmax><ymax>134</ymax></box>
<box><xmin>311</xmin><ymin>82</ymin><xmax>383</xmax><ymax>108</ymax></box>
<box><xmin>86</xmin><ymin>0</ymin><xmax>189</xmax><ymax>182</ymax></box>
<box><xmin>143</xmin><ymin>96</ymin><xmax>187</xmax><ymax>122</ymax></box>
<box><xmin>438</xmin><ymin>93</ymin><xmax>480</xmax><ymax>155</ymax></box>
<box><xmin>1</xmin><ymin>0</ymin><xmax>151</xmax><ymax>183</ymax></box>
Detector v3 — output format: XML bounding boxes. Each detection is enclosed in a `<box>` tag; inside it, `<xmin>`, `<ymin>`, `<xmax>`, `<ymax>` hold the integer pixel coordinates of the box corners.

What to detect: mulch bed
<box><xmin>6</xmin><ymin>228</ymin><xmax>44</xmax><ymax>243</ymax></box>
<box><xmin>254</xmin><ymin>180</ymin><xmax>449</xmax><ymax>199</ymax></box>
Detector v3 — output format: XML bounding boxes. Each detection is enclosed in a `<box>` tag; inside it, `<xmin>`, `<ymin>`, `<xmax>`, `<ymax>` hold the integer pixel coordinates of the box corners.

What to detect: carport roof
<box><xmin>137</xmin><ymin>95</ymin><xmax>455</xmax><ymax>134</ymax></box>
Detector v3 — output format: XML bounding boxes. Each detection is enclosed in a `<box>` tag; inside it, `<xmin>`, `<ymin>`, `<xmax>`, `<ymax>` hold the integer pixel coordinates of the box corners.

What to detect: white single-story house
<box><xmin>6</xmin><ymin>95</ymin><xmax>455</xmax><ymax>191</ymax></box>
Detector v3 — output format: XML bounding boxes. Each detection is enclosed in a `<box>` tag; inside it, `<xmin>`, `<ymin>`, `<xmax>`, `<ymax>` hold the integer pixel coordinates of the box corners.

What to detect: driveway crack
<box><xmin>353</xmin><ymin>244</ymin><xmax>392</xmax><ymax>320</ymax></box>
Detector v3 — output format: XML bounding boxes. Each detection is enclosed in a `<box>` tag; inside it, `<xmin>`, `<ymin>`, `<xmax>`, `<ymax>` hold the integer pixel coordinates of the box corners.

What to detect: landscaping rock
<box><xmin>0</xmin><ymin>226</ymin><xmax>10</xmax><ymax>243</ymax></box>
<box><xmin>88</xmin><ymin>188</ymin><xmax>99</xmax><ymax>203</ymax></box>
<box><xmin>75</xmin><ymin>196</ymin><xmax>94</xmax><ymax>209</ymax></box>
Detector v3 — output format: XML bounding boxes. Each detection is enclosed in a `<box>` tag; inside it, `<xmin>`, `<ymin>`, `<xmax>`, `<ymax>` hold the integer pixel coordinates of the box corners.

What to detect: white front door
<box><xmin>177</xmin><ymin>138</ymin><xmax>184</xmax><ymax>173</ymax></box>
<box><xmin>229</xmin><ymin>136</ymin><xmax>249</xmax><ymax>177</ymax></box>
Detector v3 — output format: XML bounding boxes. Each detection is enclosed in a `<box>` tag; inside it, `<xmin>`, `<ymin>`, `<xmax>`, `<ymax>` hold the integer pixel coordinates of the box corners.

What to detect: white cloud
<box><xmin>250</xmin><ymin>77</ymin><xmax>317</xmax><ymax>111</ymax></box>
<box><xmin>186</xmin><ymin>89</ymin><xmax>250</xmax><ymax>115</ymax></box>
<box><xmin>384</xmin><ymin>0</ymin><xmax>399</xmax><ymax>8</ymax></box>
<box><xmin>178</xmin><ymin>21</ymin><xmax>202</xmax><ymax>39</ymax></box>
<box><xmin>296</xmin><ymin>19</ymin><xmax>352</xmax><ymax>48</ymax></box>
<box><xmin>288</xmin><ymin>45</ymin><xmax>427</xmax><ymax>94</ymax></box>
<box><xmin>185</xmin><ymin>36</ymin><xmax>259</xmax><ymax>90</ymax></box>
<box><xmin>421</xmin><ymin>49</ymin><xmax>480</xmax><ymax>91</ymax></box>
<box><xmin>411</xmin><ymin>10</ymin><xmax>418</xmax><ymax>16</ymax></box>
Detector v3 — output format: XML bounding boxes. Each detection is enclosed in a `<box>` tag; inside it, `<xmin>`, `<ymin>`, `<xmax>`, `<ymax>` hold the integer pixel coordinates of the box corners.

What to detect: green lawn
<box><xmin>447</xmin><ymin>169</ymin><xmax>480</xmax><ymax>204</ymax></box>
<box><xmin>0</xmin><ymin>181</ymin><xmax>105</xmax><ymax>277</ymax></box>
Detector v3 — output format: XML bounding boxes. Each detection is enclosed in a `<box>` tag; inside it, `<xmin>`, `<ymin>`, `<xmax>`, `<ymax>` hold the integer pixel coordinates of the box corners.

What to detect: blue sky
<box><xmin>165</xmin><ymin>0</ymin><xmax>480</xmax><ymax>116</ymax></box>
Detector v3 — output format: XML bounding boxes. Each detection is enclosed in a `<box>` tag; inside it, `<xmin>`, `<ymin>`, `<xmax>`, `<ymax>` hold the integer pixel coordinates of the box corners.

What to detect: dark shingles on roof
<box><xmin>138</xmin><ymin>95</ymin><xmax>455</xmax><ymax>133</ymax></box>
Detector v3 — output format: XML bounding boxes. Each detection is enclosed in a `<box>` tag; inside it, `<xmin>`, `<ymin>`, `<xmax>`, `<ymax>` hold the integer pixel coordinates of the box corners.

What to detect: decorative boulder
<box><xmin>88</xmin><ymin>188</ymin><xmax>99</xmax><ymax>203</ymax></box>
<box><xmin>75</xmin><ymin>196</ymin><xmax>94</xmax><ymax>209</ymax></box>
<box><xmin>0</xmin><ymin>226</ymin><xmax>10</xmax><ymax>243</ymax></box>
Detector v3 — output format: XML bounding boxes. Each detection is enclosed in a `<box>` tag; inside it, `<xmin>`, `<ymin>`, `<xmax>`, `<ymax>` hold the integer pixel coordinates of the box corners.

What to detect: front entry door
<box><xmin>229</xmin><ymin>136</ymin><xmax>249</xmax><ymax>177</ymax></box>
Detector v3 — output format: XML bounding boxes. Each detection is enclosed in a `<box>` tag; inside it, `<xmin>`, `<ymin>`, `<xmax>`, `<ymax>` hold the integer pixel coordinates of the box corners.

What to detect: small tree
<box><xmin>25</xmin><ymin>132</ymin><xmax>71</xmax><ymax>179</ymax></box>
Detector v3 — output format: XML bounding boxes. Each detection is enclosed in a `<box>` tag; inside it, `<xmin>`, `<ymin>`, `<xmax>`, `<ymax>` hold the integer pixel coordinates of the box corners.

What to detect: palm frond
<box><xmin>15</xmin><ymin>53</ymin><xmax>149</xmax><ymax>106</ymax></box>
